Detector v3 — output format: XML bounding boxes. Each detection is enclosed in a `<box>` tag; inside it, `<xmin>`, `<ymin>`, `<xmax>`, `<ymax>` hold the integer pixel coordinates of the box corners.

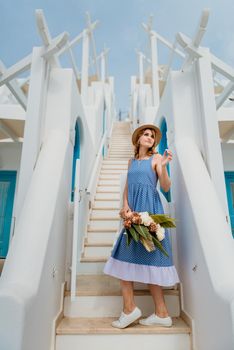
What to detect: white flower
<box><xmin>139</xmin><ymin>212</ymin><xmax>154</xmax><ymax>226</ymax></box>
<box><xmin>156</xmin><ymin>224</ymin><xmax>165</xmax><ymax>241</ymax></box>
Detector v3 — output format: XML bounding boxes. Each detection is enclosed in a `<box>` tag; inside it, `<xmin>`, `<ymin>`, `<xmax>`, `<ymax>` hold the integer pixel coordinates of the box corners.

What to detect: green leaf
<box><xmin>152</xmin><ymin>236</ymin><xmax>169</xmax><ymax>257</ymax></box>
<box><xmin>133</xmin><ymin>224</ymin><xmax>151</xmax><ymax>239</ymax></box>
<box><xmin>126</xmin><ymin>230</ymin><xmax>132</xmax><ymax>246</ymax></box>
<box><xmin>150</xmin><ymin>214</ymin><xmax>176</xmax><ymax>228</ymax></box>
<box><xmin>129</xmin><ymin>227</ymin><xmax>139</xmax><ymax>242</ymax></box>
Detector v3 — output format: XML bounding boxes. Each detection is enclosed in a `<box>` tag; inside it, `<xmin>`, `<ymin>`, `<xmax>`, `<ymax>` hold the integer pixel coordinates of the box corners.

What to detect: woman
<box><xmin>103</xmin><ymin>124</ymin><xmax>179</xmax><ymax>329</ymax></box>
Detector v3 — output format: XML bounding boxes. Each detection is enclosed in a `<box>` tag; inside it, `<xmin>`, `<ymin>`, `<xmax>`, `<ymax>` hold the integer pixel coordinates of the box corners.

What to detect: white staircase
<box><xmin>56</xmin><ymin>121</ymin><xmax>191</xmax><ymax>350</ymax></box>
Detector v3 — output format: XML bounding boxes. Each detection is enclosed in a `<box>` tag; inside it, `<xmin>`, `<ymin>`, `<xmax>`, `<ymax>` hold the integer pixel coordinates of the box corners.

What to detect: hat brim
<box><xmin>132</xmin><ymin>124</ymin><xmax>162</xmax><ymax>146</ymax></box>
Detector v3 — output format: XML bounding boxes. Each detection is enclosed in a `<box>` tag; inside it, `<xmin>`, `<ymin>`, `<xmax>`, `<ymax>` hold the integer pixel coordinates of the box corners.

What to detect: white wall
<box><xmin>0</xmin><ymin>68</ymin><xmax>81</xmax><ymax>350</ymax></box>
<box><xmin>153</xmin><ymin>69</ymin><xmax>234</xmax><ymax>350</ymax></box>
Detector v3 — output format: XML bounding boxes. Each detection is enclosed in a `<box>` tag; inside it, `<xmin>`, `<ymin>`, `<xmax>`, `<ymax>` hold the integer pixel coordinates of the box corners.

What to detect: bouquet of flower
<box><xmin>119</xmin><ymin>209</ymin><xmax>176</xmax><ymax>256</ymax></box>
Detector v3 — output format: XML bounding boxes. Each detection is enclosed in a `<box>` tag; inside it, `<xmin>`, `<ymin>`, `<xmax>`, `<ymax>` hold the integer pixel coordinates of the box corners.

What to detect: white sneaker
<box><xmin>139</xmin><ymin>313</ymin><xmax>172</xmax><ymax>327</ymax></box>
<box><xmin>112</xmin><ymin>307</ymin><xmax>142</xmax><ymax>329</ymax></box>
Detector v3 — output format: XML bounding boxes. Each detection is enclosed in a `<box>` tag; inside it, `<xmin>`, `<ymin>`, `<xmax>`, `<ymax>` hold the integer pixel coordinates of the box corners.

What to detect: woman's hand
<box><xmin>161</xmin><ymin>149</ymin><xmax>173</xmax><ymax>167</ymax></box>
<box><xmin>120</xmin><ymin>204</ymin><xmax>131</xmax><ymax>219</ymax></box>
<box><xmin>154</xmin><ymin>151</ymin><xmax>172</xmax><ymax>192</ymax></box>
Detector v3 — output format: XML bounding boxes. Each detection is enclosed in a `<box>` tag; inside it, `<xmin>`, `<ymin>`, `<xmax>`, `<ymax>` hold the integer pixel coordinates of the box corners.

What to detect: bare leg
<box><xmin>120</xmin><ymin>280</ymin><xmax>136</xmax><ymax>314</ymax></box>
<box><xmin>149</xmin><ymin>284</ymin><xmax>169</xmax><ymax>317</ymax></box>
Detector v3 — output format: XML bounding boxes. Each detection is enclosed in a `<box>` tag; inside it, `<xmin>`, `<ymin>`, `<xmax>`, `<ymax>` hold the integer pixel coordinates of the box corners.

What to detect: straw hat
<box><xmin>132</xmin><ymin>124</ymin><xmax>162</xmax><ymax>146</ymax></box>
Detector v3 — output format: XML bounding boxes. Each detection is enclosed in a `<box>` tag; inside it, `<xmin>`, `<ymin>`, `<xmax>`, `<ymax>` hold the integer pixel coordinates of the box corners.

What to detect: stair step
<box><xmin>101</xmin><ymin>165</ymin><xmax>128</xmax><ymax>170</ymax></box>
<box><xmin>87</xmin><ymin>227</ymin><xmax>117</xmax><ymax>232</ymax></box>
<box><xmin>102</xmin><ymin>160</ymin><xmax>128</xmax><ymax>164</ymax></box>
<box><xmin>77</xmin><ymin>261</ymin><xmax>106</xmax><ymax>274</ymax></box>
<box><xmin>108</xmin><ymin>147</ymin><xmax>131</xmax><ymax>149</ymax></box>
<box><xmin>95</xmin><ymin>193</ymin><xmax>120</xmax><ymax>200</ymax></box>
<box><xmin>91</xmin><ymin>209</ymin><xmax>120</xmax><ymax>217</ymax></box>
<box><xmin>87</xmin><ymin>231</ymin><xmax>117</xmax><ymax>243</ymax></box>
<box><xmin>84</xmin><ymin>241</ymin><xmax>113</xmax><ymax>247</ymax></box>
<box><xmin>56</xmin><ymin>317</ymin><xmax>191</xmax><ymax>350</ymax></box>
<box><xmin>107</xmin><ymin>156</ymin><xmax>131</xmax><ymax>159</ymax></box>
<box><xmin>109</xmin><ymin>148</ymin><xmax>133</xmax><ymax>156</ymax></box>
<box><xmin>99</xmin><ymin>174</ymin><xmax>120</xmax><ymax>180</ymax></box>
<box><xmin>81</xmin><ymin>256</ymin><xmax>108</xmax><ymax>262</ymax></box>
<box><xmin>92</xmin><ymin>203</ymin><xmax>120</xmax><ymax>209</ymax></box>
<box><xmin>88</xmin><ymin>220</ymin><xmax>120</xmax><ymax>230</ymax></box>
<box><xmin>63</xmin><ymin>294</ymin><xmax>180</xmax><ymax>318</ymax></box>
<box><xmin>90</xmin><ymin>217</ymin><xmax>119</xmax><ymax>222</ymax></box>
<box><xmin>84</xmin><ymin>245</ymin><xmax>112</xmax><ymax>257</ymax></box>
<box><xmin>100</xmin><ymin>170</ymin><xmax>127</xmax><ymax>174</ymax></box>
<box><xmin>66</xmin><ymin>275</ymin><xmax>178</xmax><ymax>296</ymax></box>
<box><xmin>98</xmin><ymin>180</ymin><xmax>119</xmax><ymax>186</ymax></box>
<box><xmin>96</xmin><ymin>187</ymin><xmax>120</xmax><ymax>193</ymax></box>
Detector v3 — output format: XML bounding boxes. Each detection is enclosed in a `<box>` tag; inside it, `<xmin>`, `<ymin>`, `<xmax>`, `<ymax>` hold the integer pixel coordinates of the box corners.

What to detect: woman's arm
<box><xmin>122</xmin><ymin>159</ymin><xmax>131</xmax><ymax>214</ymax></box>
<box><xmin>154</xmin><ymin>150</ymin><xmax>172</xmax><ymax>192</ymax></box>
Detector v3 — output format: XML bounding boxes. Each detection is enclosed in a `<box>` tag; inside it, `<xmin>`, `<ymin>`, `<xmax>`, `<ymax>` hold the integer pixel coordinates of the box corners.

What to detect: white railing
<box><xmin>70</xmin><ymin>159</ymin><xmax>81</xmax><ymax>301</ymax></box>
<box><xmin>86</xmin><ymin>130</ymin><xmax>108</xmax><ymax>197</ymax></box>
<box><xmin>70</xmin><ymin>126</ymin><xmax>113</xmax><ymax>301</ymax></box>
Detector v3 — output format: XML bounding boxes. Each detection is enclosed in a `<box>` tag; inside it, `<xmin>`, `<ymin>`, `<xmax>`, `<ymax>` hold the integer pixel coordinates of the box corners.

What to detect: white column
<box><xmin>101</xmin><ymin>53</ymin><xmax>105</xmax><ymax>83</ymax></box>
<box><xmin>150</xmin><ymin>34</ymin><xmax>160</xmax><ymax>108</ymax></box>
<box><xmin>139</xmin><ymin>52</ymin><xmax>144</xmax><ymax>87</ymax></box>
<box><xmin>81</xmin><ymin>29</ymin><xmax>89</xmax><ymax>104</ymax></box>
<box><xmin>196</xmin><ymin>48</ymin><xmax>229</xmax><ymax>217</ymax></box>
<box><xmin>15</xmin><ymin>47</ymin><xmax>47</xmax><ymax>219</ymax></box>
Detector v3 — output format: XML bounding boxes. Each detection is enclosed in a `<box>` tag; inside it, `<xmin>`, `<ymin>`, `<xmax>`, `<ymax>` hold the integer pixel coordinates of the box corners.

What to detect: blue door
<box><xmin>224</xmin><ymin>172</ymin><xmax>234</xmax><ymax>237</ymax></box>
<box><xmin>0</xmin><ymin>171</ymin><xmax>17</xmax><ymax>257</ymax></box>
<box><xmin>159</xmin><ymin>119</ymin><xmax>171</xmax><ymax>202</ymax></box>
<box><xmin>71</xmin><ymin>122</ymin><xmax>80</xmax><ymax>202</ymax></box>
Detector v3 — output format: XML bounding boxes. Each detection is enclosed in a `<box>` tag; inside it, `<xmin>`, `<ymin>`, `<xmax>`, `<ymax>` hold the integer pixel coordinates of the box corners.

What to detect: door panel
<box><xmin>0</xmin><ymin>171</ymin><xmax>17</xmax><ymax>257</ymax></box>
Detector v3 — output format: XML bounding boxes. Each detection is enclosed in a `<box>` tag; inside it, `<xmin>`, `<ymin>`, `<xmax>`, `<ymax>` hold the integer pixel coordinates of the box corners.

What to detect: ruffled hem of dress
<box><xmin>103</xmin><ymin>257</ymin><xmax>179</xmax><ymax>286</ymax></box>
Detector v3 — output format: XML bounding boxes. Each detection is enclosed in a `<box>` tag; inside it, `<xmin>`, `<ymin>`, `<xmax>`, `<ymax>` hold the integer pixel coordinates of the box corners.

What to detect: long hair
<box><xmin>134</xmin><ymin>128</ymin><xmax>158</xmax><ymax>159</ymax></box>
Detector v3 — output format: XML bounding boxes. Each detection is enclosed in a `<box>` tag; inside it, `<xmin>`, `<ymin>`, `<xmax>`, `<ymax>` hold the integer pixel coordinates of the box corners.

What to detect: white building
<box><xmin>0</xmin><ymin>8</ymin><xmax>234</xmax><ymax>350</ymax></box>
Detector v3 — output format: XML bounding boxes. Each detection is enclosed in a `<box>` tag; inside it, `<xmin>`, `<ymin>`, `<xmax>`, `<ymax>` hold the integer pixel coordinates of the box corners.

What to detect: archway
<box><xmin>71</xmin><ymin>120</ymin><xmax>81</xmax><ymax>202</ymax></box>
<box><xmin>159</xmin><ymin>118</ymin><xmax>171</xmax><ymax>202</ymax></box>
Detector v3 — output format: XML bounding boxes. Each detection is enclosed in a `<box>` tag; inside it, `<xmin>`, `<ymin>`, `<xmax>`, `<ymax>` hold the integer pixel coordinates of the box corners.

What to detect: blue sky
<box><xmin>1</xmin><ymin>0</ymin><xmax>234</xmax><ymax>112</ymax></box>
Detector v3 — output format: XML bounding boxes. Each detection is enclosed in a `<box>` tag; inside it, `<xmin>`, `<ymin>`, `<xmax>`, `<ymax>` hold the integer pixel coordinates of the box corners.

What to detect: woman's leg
<box><xmin>148</xmin><ymin>284</ymin><xmax>169</xmax><ymax>317</ymax></box>
<box><xmin>120</xmin><ymin>280</ymin><xmax>136</xmax><ymax>314</ymax></box>
<box><xmin>111</xmin><ymin>280</ymin><xmax>141</xmax><ymax>328</ymax></box>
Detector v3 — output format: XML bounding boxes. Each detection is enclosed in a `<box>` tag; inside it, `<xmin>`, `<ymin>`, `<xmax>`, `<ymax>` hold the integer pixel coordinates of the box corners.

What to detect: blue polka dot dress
<box><xmin>104</xmin><ymin>155</ymin><xmax>179</xmax><ymax>286</ymax></box>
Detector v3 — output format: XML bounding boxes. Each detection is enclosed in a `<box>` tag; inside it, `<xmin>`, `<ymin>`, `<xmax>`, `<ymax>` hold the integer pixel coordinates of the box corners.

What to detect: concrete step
<box><xmin>63</xmin><ymin>293</ymin><xmax>180</xmax><ymax>318</ymax></box>
<box><xmin>101</xmin><ymin>165</ymin><xmax>128</xmax><ymax>170</ymax></box>
<box><xmin>100</xmin><ymin>169</ymin><xmax>127</xmax><ymax>174</ymax></box>
<box><xmin>107</xmin><ymin>156</ymin><xmax>131</xmax><ymax>159</ymax></box>
<box><xmin>95</xmin><ymin>193</ymin><xmax>120</xmax><ymax>200</ymax></box>
<box><xmin>84</xmin><ymin>244</ymin><xmax>112</xmax><ymax>258</ymax></box>
<box><xmin>77</xmin><ymin>261</ymin><xmax>106</xmax><ymax>274</ymax></box>
<box><xmin>98</xmin><ymin>180</ymin><xmax>120</xmax><ymax>186</ymax></box>
<box><xmin>99</xmin><ymin>174</ymin><xmax>120</xmax><ymax>180</ymax></box>
<box><xmin>70</xmin><ymin>274</ymin><xmax>178</xmax><ymax>294</ymax></box>
<box><xmin>91</xmin><ymin>209</ymin><xmax>120</xmax><ymax>218</ymax></box>
<box><xmin>88</xmin><ymin>219</ymin><xmax>120</xmax><ymax>230</ymax></box>
<box><xmin>87</xmin><ymin>230</ymin><xmax>117</xmax><ymax>243</ymax></box>
<box><xmin>102</xmin><ymin>160</ymin><xmax>128</xmax><ymax>165</ymax></box>
<box><xmin>92</xmin><ymin>201</ymin><xmax>120</xmax><ymax>209</ymax></box>
<box><xmin>64</xmin><ymin>275</ymin><xmax>180</xmax><ymax>318</ymax></box>
<box><xmin>56</xmin><ymin>317</ymin><xmax>190</xmax><ymax>350</ymax></box>
<box><xmin>96</xmin><ymin>186</ymin><xmax>120</xmax><ymax>193</ymax></box>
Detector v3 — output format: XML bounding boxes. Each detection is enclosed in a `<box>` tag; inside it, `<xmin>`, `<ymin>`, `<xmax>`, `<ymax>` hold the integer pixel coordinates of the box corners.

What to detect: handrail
<box><xmin>86</xmin><ymin>131</ymin><xmax>107</xmax><ymax>195</ymax></box>
<box><xmin>70</xmin><ymin>159</ymin><xmax>81</xmax><ymax>301</ymax></box>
